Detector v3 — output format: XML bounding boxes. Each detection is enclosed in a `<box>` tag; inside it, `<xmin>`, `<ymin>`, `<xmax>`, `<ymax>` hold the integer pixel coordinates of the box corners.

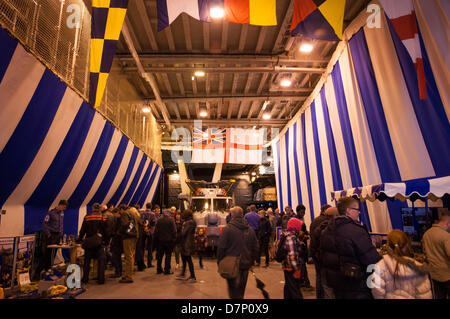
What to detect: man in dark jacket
<box><xmin>109</xmin><ymin>207</ymin><xmax>123</xmax><ymax>278</ymax></box>
<box><xmin>217</xmin><ymin>206</ymin><xmax>259</xmax><ymax>299</ymax></box>
<box><xmin>320</xmin><ymin>197</ymin><xmax>381</xmax><ymax>299</ymax></box>
<box><xmin>78</xmin><ymin>207</ymin><xmax>107</xmax><ymax>285</ymax></box>
<box><xmin>140</xmin><ymin>203</ymin><xmax>156</xmax><ymax>268</ymax></box>
<box><xmin>257</xmin><ymin>210</ymin><xmax>272</xmax><ymax>267</ymax></box>
<box><xmin>309</xmin><ymin>205</ymin><xmax>336</xmax><ymax>299</ymax></box>
<box><xmin>177</xmin><ymin>209</ymin><xmax>197</xmax><ymax>282</ymax></box>
<box><xmin>154</xmin><ymin>209</ymin><xmax>177</xmax><ymax>275</ymax></box>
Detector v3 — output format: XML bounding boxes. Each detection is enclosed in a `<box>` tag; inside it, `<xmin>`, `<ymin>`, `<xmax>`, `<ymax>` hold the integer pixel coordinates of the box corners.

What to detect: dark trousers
<box><xmin>181</xmin><ymin>255</ymin><xmax>196</xmax><ymax>279</ymax></box>
<box><xmin>135</xmin><ymin>235</ymin><xmax>146</xmax><ymax>269</ymax></box>
<box><xmin>110</xmin><ymin>236</ymin><xmax>123</xmax><ymax>276</ymax></box>
<box><xmin>82</xmin><ymin>246</ymin><xmax>106</xmax><ymax>283</ymax></box>
<box><xmin>300</xmin><ymin>260</ymin><xmax>311</xmax><ymax>287</ymax></box>
<box><xmin>284</xmin><ymin>270</ymin><xmax>303</xmax><ymax>299</ymax></box>
<box><xmin>432</xmin><ymin>279</ymin><xmax>450</xmax><ymax>299</ymax></box>
<box><xmin>226</xmin><ymin>270</ymin><xmax>249</xmax><ymax>299</ymax></box>
<box><xmin>198</xmin><ymin>251</ymin><xmax>205</xmax><ymax>268</ymax></box>
<box><xmin>257</xmin><ymin>240</ymin><xmax>270</xmax><ymax>265</ymax></box>
<box><xmin>145</xmin><ymin>234</ymin><xmax>153</xmax><ymax>266</ymax></box>
<box><xmin>314</xmin><ymin>260</ymin><xmax>324</xmax><ymax>299</ymax></box>
<box><xmin>156</xmin><ymin>241</ymin><xmax>173</xmax><ymax>273</ymax></box>
<box><xmin>35</xmin><ymin>232</ymin><xmax>60</xmax><ymax>279</ymax></box>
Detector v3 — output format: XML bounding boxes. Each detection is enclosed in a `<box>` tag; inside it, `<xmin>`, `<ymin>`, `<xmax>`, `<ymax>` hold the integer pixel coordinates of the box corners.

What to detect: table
<box><xmin>47</xmin><ymin>244</ymin><xmax>80</xmax><ymax>266</ymax></box>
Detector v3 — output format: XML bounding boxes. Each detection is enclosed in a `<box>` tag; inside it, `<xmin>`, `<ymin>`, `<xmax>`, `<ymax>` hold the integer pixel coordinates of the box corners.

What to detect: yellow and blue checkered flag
<box><xmin>90</xmin><ymin>0</ymin><xmax>129</xmax><ymax>108</ymax></box>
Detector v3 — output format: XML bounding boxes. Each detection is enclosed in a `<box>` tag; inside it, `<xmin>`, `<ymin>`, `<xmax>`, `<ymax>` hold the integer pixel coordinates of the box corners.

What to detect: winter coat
<box><xmin>181</xmin><ymin>218</ymin><xmax>197</xmax><ymax>256</ymax></box>
<box><xmin>175</xmin><ymin>221</ymin><xmax>183</xmax><ymax>245</ymax></box>
<box><xmin>154</xmin><ymin>215</ymin><xmax>177</xmax><ymax>245</ymax></box>
<box><xmin>280</xmin><ymin>230</ymin><xmax>303</xmax><ymax>271</ymax></box>
<box><xmin>320</xmin><ymin>216</ymin><xmax>382</xmax><ymax>299</ymax></box>
<box><xmin>309</xmin><ymin>214</ymin><xmax>333</xmax><ymax>261</ymax></box>
<box><xmin>258</xmin><ymin>216</ymin><xmax>272</xmax><ymax>243</ymax></box>
<box><xmin>217</xmin><ymin>216</ymin><xmax>259</xmax><ymax>270</ymax></box>
<box><xmin>195</xmin><ymin>233</ymin><xmax>208</xmax><ymax>252</ymax></box>
<box><xmin>371</xmin><ymin>254</ymin><xmax>432</xmax><ymax>299</ymax></box>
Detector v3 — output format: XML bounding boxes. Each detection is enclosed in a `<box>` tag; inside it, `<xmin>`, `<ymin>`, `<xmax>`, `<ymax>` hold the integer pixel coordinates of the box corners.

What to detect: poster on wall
<box><xmin>0</xmin><ymin>237</ymin><xmax>17</xmax><ymax>288</ymax></box>
<box><xmin>15</xmin><ymin>235</ymin><xmax>36</xmax><ymax>286</ymax></box>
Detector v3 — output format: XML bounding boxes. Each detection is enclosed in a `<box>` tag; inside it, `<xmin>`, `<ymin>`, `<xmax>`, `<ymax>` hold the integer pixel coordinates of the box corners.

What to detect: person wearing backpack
<box><xmin>371</xmin><ymin>230</ymin><xmax>432</xmax><ymax>299</ymax></box>
<box><xmin>217</xmin><ymin>206</ymin><xmax>259</xmax><ymax>299</ymax></box>
<box><xmin>320</xmin><ymin>197</ymin><xmax>381</xmax><ymax>299</ymax></box>
<box><xmin>310</xmin><ymin>205</ymin><xmax>337</xmax><ymax>299</ymax></box>
<box><xmin>277</xmin><ymin>218</ymin><xmax>305</xmax><ymax>299</ymax></box>
<box><xmin>119</xmin><ymin>207</ymin><xmax>140</xmax><ymax>283</ymax></box>
<box><xmin>78</xmin><ymin>206</ymin><xmax>107</xmax><ymax>285</ymax></box>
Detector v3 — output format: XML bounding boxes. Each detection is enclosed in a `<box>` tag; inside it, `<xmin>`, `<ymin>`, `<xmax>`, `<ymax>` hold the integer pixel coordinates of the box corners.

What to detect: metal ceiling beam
<box><xmin>227</xmin><ymin>101</ymin><xmax>233</xmax><ymax>119</ymax></box>
<box><xmin>176</xmin><ymin>73</ymin><xmax>185</xmax><ymax>95</ymax></box>
<box><xmin>130</xmin><ymin>66</ymin><xmax>324</xmax><ymax>74</ymax></box>
<box><xmin>182</xmin><ymin>102</ymin><xmax>190</xmax><ymax>119</ymax></box>
<box><xmin>256</xmin><ymin>27</ymin><xmax>268</xmax><ymax>53</ymax></box>
<box><xmin>272</xmin><ymin>0</ymin><xmax>294</xmax><ymax>52</ymax></box>
<box><xmin>164</xmin><ymin>27</ymin><xmax>176</xmax><ymax>51</ymax></box>
<box><xmin>181</xmin><ymin>14</ymin><xmax>192</xmax><ymax>51</ymax></box>
<box><xmin>124</xmin><ymin>16</ymin><xmax>142</xmax><ymax>52</ymax></box>
<box><xmin>135</xmin><ymin>0</ymin><xmax>158</xmax><ymax>51</ymax></box>
<box><xmin>203</xmin><ymin>22</ymin><xmax>210</xmax><ymax>51</ymax></box>
<box><xmin>157</xmin><ymin>119</ymin><xmax>289</xmax><ymax>126</ymax></box>
<box><xmin>122</xmin><ymin>21</ymin><xmax>171</xmax><ymax>130</ymax></box>
<box><xmin>221</xmin><ymin>21</ymin><xmax>229</xmax><ymax>52</ymax></box>
<box><xmin>149</xmin><ymin>95</ymin><xmax>308</xmax><ymax>103</ymax></box>
<box><xmin>117</xmin><ymin>54</ymin><xmax>328</xmax><ymax>65</ymax></box>
<box><xmin>269</xmin><ymin>87</ymin><xmax>314</xmax><ymax>93</ymax></box>
<box><xmin>238</xmin><ymin>25</ymin><xmax>248</xmax><ymax>52</ymax></box>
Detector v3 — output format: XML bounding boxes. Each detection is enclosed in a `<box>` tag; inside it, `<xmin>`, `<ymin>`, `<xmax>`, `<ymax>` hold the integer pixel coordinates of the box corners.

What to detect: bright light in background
<box><xmin>194</xmin><ymin>71</ymin><xmax>205</xmax><ymax>77</ymax></box>
<box><xmin>142</xmin><ymin>107</ymin><xmax>151</xmax><ymax>113</ymax></box>
<box><xmin>192</xmin><ymin>76</ymin><xmax>195</xmax><ymax>80</ymax></box>
<box><xmin>267</xmin><ymin>156</ymin><xmax>273</xmax><ymax>162</ymax></box>
<box><xmin>200</xmin><ymin>110</ymin><xmax>208</xmax><ymax>117</ymax></box>
<box><xmin>259</xmin><ymin>165</ymin><xmax>266</xmax><ymax>174</ymax></box>
<box><xmin>205</xmin><ymin>203</ymin><xmax>209</xmax><ymax>209</ymax></box>
<box><xmin>251</xmin><ymin>172</ymin><xmax>256</xmax><ymax>176</ymax></box>
<box><xmin>300</xmin><ymin>43</ymin><xmax>314</xmax><ymax>53</ymax></box>
<box><xmin>262</xmin><ymin>100</ymin><xmax>270</xmax><ymax>110</ymax></box>
<box><xmin>210</xmin><ymin>7</ymin><xmax>225</xmax><ymax>19</ymax></box>
<box><xmin>280</xmin><ymin>79</ymin><xmax>292</xmax><ymax>87</ymax></box>
<box><xmin>202</xmin><ymin>132</ymin><xmax>208</xmax><ymax>138</ymax></box>
<box><xmin>263</xmin><ymin>113</ymin><xmax>271</xmax><ymax>120</ymax></box>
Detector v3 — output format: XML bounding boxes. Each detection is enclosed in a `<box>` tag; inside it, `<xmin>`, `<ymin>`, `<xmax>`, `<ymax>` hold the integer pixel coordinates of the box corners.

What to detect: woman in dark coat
<box><xmin>176</xmin><ymin>209</ymin><xmax>197</xmax><ymax>282</ymax></box>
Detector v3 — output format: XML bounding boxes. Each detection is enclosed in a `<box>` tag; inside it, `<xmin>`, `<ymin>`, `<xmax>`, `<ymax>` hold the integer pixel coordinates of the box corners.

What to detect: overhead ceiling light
<box><xmin>280</xmin><ymin>79</ymin><xmax>292</xmax><ymax>87</ymax></box>
<box><xmin>199</xmin><ymin>110</ymin><xmax>208</xmax><ymax>117</ymax></box>
<box><xmin>263</xmin><ymin>113</ymin><xmax>271</xmax><ymax>120</ymax></box>
<box><xmin>142</xmin><ymin>107</ymin><xmax>151</xmax><ymax>113</ymax></box>
<box><xmin>210</xmin><ymin>7</ymin><xmax>225</xmax><ymax>19</ymax></box>
<box><xmin>194</xmin><ymin>71</ymin><xmax>205</xmax><ymax>77</ymax></box>
<box><xmin>300</xmin><ymin>43</ymin><xmax>314</xmax><ymax>53</ymax></box>
<box><xmin>192</xmin><ymin>76</ymin><xmax>195</xmax><ymax>80</ymax></box>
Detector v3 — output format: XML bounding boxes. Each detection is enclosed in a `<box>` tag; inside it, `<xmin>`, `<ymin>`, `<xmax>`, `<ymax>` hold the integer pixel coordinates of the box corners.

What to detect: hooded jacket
<box><xmin>320</xmin><ymin>216</ymin><xmax>382</xmax><ymax>298</ymax></box>
<box><xmin>371</xmin><ymin>254</ymin><xmax>432</xmax><ymax>299</ymax></box>
<box><xmin>217</xmin><ymin>216</ymin><xmax>259</xmax><ymax>270</ymax></box>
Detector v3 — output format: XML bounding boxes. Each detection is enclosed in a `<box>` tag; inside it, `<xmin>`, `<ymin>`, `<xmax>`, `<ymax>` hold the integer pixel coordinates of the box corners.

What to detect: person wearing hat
<box><xmin>279</xmin><ymin>218</ymin><xmax>305</xmax><ymax>299</ymax></box>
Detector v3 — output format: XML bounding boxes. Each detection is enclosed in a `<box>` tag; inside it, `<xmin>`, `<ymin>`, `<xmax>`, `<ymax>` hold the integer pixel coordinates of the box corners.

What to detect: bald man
<box><xmin>309</xmin><ymin>205</ymin><xmax>338</xmax><ymax>299</ymax></box>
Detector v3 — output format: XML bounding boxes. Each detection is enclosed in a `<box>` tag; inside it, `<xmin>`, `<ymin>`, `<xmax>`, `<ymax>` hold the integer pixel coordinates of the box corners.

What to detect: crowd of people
<box><xmin>37</xmin><ymin>198</ymin><xmax>449</xmax><ymax>299</ymax></box>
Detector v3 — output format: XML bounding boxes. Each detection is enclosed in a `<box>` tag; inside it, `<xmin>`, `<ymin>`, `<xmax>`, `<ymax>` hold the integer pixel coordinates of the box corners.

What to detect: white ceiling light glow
<box><xmin>142</xmin><ymin>107</ymin><xmax>151</xmax><ymax>113</ymax></box>
<box><xmin>194</xmin><ymin>71</ymin><xmax>205</xmax><ymax>77</ymax></box>
<box><xmin>263</xmin><ymin>113</ymin><xmax>271</xmax><ymax>120</ymax></box>
<box><xmin>300</xmin><ymin>43</ymin><xmax>314</xmax><ymax>53</ymax></box>
<box><xmin>210</xmin><ymin>7</ymin><xmax>225</xmax><ymax>19</ymax></box>
<box><xmin>200</xmin><ymin>110</ymin><xmax>208</xmax><ymax>117</ymax></box>
<box><xmin>280</xmin><ymin>79</ymin><xmax>292</xmax><ymax>87</ymax></box>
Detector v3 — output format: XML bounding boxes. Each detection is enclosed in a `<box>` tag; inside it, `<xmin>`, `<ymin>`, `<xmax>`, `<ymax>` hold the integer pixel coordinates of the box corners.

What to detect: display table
<box><xmin>47</xmin><ymin>244</ymin><xmax>80</xmax><ymax>265</ymax></box>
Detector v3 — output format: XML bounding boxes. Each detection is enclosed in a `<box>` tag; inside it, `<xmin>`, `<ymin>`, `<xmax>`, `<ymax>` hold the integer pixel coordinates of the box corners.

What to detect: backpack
<box><xmin>275</xmin><ymin>234</ymin><xmax>288</xmax><ymax>263</ymax></box>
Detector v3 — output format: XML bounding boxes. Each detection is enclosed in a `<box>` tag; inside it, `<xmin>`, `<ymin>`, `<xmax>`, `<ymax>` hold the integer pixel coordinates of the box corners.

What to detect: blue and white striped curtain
<box><xmin>0</xmin><ymin>27</ymin><xmax>163</xmax><ymax>236</ymax></box>
<box><xmin>273</xmin><ymin>6</ymin><xmax>450</xmax><ymax>234</ymax></box>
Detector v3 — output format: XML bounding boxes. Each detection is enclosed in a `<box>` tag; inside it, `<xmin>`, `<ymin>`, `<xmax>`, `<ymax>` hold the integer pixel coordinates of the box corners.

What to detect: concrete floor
<box><xmin>78</xmin><ymin>255</ymin><xmax>317</xmax><ymax>299</ymax></box>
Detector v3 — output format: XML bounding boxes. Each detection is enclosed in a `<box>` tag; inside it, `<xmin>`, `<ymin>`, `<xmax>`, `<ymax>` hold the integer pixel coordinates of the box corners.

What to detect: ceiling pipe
<box><xmin>129</xmin><ymin>66</ymin><xmax>325</xmax><ymax>74</ymax></box>
<box><xmin>121</xmin><ymin>21</ymin><xmax>172</xmax><ymax>131</ymax></box>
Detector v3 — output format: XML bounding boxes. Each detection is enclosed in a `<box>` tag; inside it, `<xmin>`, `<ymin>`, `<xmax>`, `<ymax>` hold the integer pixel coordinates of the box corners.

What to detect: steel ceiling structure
<box><xmin>111</xmin><ymin>0</ymin><xmax>370</xmax><ymax>136</ymax></box>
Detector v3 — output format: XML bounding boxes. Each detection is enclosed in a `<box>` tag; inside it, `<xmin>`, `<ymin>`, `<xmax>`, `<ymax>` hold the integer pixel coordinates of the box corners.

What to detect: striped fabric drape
<box><xmin>273</xmin><ymin>5</ymin><xmax>450</xmax><ymax>234</ymax></box>
<box><xmin>0</xmin><ymin>27</ymin><xmax>163</xmax><ymax>236</ymax></box>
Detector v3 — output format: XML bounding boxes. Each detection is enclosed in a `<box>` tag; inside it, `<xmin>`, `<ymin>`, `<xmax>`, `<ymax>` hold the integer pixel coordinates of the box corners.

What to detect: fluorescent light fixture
<box><xmin>280</xmin><ymin>79</ymin><xmax>292</xmax><ymax>87</ymax></box>
<box><xmin>194</xmin><ymin>71</ymin><xmax>205</xmax><ymax>77</ymax></box>
<box><xmin>263</xmin><ymin>113</ymin><xmax>271</xmax><ymax>120</ymax></box>
<box><xmin>300</xmin><ymin>43</ymin><xmax>314</xmax><ymax>53</ymax></box>
<box><xmin>142</xmin><ymin>107</ymin><xmax>151</xmax><ymax>113</ymax></box>
<box><xmin>210</xmin><ymin>7</ymin><xmax>225</xmax><ymax>19</ymax></box>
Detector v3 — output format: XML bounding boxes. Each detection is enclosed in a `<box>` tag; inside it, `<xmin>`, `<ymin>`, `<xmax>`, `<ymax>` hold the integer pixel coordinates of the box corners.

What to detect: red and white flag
<box><xmin>380</xmin><ymin>0</ymin><xmax>427</xmax><ymax>100</ymax></box>
<box><xmin>191</xmin><ymin>127</ymin><xmax>263</xmax><ymax>164</ymax></box>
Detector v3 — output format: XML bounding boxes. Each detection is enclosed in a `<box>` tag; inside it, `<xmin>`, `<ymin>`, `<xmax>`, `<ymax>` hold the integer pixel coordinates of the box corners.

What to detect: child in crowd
<box><xmin>371</xmin><ymin>229</ymin><xmax>432</xmax><ymax>299</ymax></box>
<box><xmin>194</xmin><ymin>228</ymin><xmax>208</xmax><ymax>269</ymax></box>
